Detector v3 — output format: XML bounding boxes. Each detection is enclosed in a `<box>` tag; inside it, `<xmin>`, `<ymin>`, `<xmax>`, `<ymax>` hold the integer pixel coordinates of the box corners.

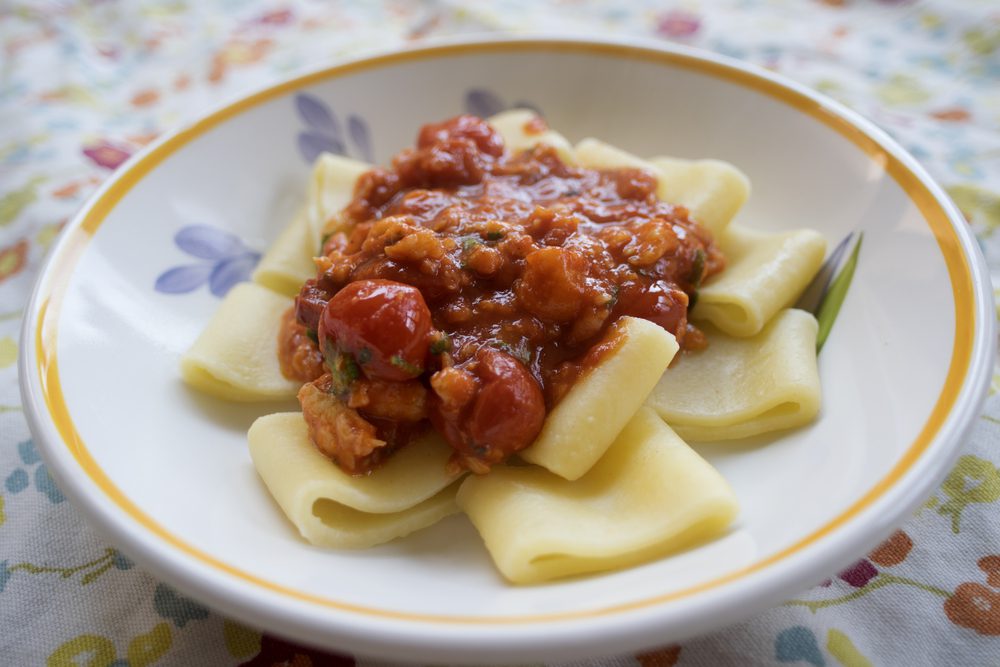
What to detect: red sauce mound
<box><xmin>279</xmin><ymin>115</ymin><xmax>724</xmax><ymax>474</ymax></box>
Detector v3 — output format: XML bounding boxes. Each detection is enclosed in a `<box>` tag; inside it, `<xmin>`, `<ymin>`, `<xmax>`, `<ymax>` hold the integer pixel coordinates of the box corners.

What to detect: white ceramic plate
<box><xmin>20</xmin><ymin>37</ymin><xmax>995</xmax><ymax>663</ymax></box>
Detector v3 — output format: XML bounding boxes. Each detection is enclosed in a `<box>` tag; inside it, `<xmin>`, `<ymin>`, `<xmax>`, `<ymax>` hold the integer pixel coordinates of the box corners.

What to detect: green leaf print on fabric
<box><xmin>875</xmin><ymin>74</ymin><xmax>931</xmax><ymax>107</ymax></box>
<box><xmin>127</xmin><ymin>623</ymin><xmax>172</xmax><ymax>667</ymax></box>
<box><xmin>223</xmin><ymin>620</ymin><xmax>262</xmax><ymax>659</ymax></box>
<box><xmin>0</xmin><ymin>176</ymin><xmax>44</xmax><ymax>227</ymax></box>
<box><xmin>827</xmin><ymin>629</ymin><xmax>873</xmax><ymax>667</ymax></box>
<box><xmin>786</xmin><ymin>531</ymin><xmax>950</xmax><ymax>611</ymax></box>
<box><xmin>936</xmin><ymin>455</ymin><xmax>1000</xmax><ymax>533</ymax></box>
<box><xmin>47</xmin><ymin>634</ymin><xmax>116</xmax><ymax>667</ymax></box>
<box><xmin>963</xmin><ymin>27</ymin><xmax>1000</xmax><ymax>56</ymax></box>
<box><xmin>46</xmin><ymin>625</ymin><xmax>171</xmax><ymax>667</ymax></box>
<box><xmin>946</xmin><ymin>184</ymin><xmax>1000</xmax><ymax>233</ymax></box>
<box><xmin>876</xmin><ymin>74</ymin><xmax>931</xmax><ymax>106</ymax></box>
<box><xmin>0</xmin><ymin>337</ymin><xmax>17</xmax><ymax>368</ymax></box>
<box><xmin>0</xmin><ymin>548</ymin><xmax>131</xmax><ymax>592</ymax></box>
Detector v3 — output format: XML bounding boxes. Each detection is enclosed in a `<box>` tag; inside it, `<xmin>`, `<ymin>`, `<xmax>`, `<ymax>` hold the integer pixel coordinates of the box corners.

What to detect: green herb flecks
<box><xmin>462</xmin><ymin>236</ymin><xmax>482</xmax><ymax>252</ymax></box>
<box><xmin>306</xmin><ymin>328</ymin><xmax>318</xmax><ymax>345</ymax></box>
<box><xmin>390</xmin><ymin>355</ymin><xmax>423</xmax><ymax>376</ymax></box>
<box><xmin>356</xmin><ymin>347</ymin><xmax>372</xmax><ymax>365</ymax></box>
<box><xmin>429</xmin><ymin>332</ymin><xmax>452</xmax><ymax>355</ymax></box>
<box><xmin>323</xmin><ymin>340</ymin><xmax>360</xmax><ymax>397</ymax></box>
<box><xmin>689</xmin><ymin>248</ymin><xmax>706</xmax><ymax>288</ymax></box>
<box><xmin>605</xmin><ymin>285</ymin><xmax>620</xmax><ymax>311</ymax></box>
<box><xmin>486</xmin><ymin>230</ymin><xmax>504</xmax><ymax>241</ymax></box>
<box><xmin>815</xmin><ymin>232</ymin><xmax>863</xmax><ymax>353</ymax></box>
<box><xmin>491</xmin><ymin>339</ymin><xmax>532</xmax><ymax>367</ymax></box>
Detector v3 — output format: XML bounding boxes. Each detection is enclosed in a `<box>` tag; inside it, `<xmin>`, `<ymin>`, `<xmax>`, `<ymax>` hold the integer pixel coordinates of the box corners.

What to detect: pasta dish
<box><xmin>180</xmin><ymin>110</ymin><xmax>826</xmax><ymax>583</ymax></box>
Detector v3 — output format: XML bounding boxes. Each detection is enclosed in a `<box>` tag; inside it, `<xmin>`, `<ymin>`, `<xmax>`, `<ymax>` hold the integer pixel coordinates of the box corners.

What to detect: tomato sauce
<box><xmin>280</xmin><ymin>115</ymin><xmax>724</xmax><ymax>474</ymax></box>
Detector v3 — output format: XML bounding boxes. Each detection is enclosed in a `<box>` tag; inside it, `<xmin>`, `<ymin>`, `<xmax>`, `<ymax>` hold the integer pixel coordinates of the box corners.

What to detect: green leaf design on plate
<box><xmin>815</xmin><ymin>232</ymin><xmax>863</xmax><ymax>353</ymax></box>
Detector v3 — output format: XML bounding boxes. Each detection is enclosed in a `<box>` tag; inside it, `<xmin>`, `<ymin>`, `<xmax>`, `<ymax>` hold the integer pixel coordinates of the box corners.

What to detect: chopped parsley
<box><xmin>323</xmin><ymin>340</ymin><xmax>359</xmax><ymax>397</ymax></box>
<box><xmin>491</xmin><ymin>339</ymin><xmax>532</xmax><ymax>367</ymax></box>
<box><xmin>356</xmin><ymin>347</ymin><xmax>372</xmax><ymax>365</ymax></box>
<box><xmin>429</xmin><ymin>333</ymin><xmax>452</xmax><ymax>355</ymax></box>
<box><xmin>390</xmin><ymin>355</ymin><xmax>423</xmax><ymax>376</ymax></box>
<box><xmin>689</xmin><ymin>248</ymin><xmax>706</xmax><ymax>288</ymax></box>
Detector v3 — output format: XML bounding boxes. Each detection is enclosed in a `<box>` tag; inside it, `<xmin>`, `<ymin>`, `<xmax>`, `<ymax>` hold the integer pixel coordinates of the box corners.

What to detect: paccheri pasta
<box><xmin>181</xmin><ymin>110</ymin><xmax>825</xmax><ymax>584</ymax></box>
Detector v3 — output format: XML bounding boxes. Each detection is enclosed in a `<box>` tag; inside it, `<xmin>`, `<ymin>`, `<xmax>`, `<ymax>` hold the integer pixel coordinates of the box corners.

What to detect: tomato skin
<box><xmin>466</xmin><ymin>347</ymin><xmax>546</xmax><ymax>457</ymax></box>
<box><xmin>429</xmin><ymin>347</ymin><xmax>545</xmax><ymax>470</ymax></box>
<box><xmin>319</xmin><ymin>279</ymin><xmax>432</xmax><ymax>382</ymax></box>
<box><xmin>617</xmin><ymin>279</ymin><xmax>689</xmax><ymax>336</ymax></box>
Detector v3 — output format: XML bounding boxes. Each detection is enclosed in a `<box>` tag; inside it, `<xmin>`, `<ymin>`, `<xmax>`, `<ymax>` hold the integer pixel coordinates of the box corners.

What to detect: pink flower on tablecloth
<box><xmin>82</xmin><ymin>141</ymin><xmax>131</xmax><ymax>170</ymax></box>
<box><xmin>839</xmin><ymin>559</ymin><xmax>879</xmax><ymax>587</ymax></box>
<box><xmin>931</xmin><ymin>107</ymin><xmax>972</xmax><ymax>122</ymax></box>
<box><xmin>655</xmin><ymin>10</ymin><xmax>701</xmax><ymax>39</ymax></box>
<box><xmin>209</xmin><ymin>38</ymin><xmax>275</xmax><ymax>83</ymax></box>
<box><xmin>254</xmin><ymin>8</ymin><xmax>294</xmax><ymax>25</ymax></box>
<box><xmin>837</xmin><ymin>530</ymin><xmax>913</xmax><ymax>587</ymax></box>
<box><xmin>131</xmin><ymin>88</ymin><xmax>160</xmax><ymax>107</ymax></box>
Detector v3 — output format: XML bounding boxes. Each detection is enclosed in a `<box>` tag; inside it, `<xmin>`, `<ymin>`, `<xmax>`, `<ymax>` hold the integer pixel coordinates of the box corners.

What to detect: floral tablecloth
<box><xmin>2</xmin><ymin>1</ymin><xmax>999</xmax><ymax>665</ymax></box>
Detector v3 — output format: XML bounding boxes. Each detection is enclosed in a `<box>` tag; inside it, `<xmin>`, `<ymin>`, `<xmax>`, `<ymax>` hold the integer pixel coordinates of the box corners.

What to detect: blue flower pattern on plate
<box><xmin>295</xmin><ymin>93</ymin><xmax>373</xmax><ymax>163</ymax></box>
<box><xmin>464</xmin><ymin>89</ymin><xmax>542</xmax><ymax>118</ymax></box>
<box><xmin>155</xmin><ymin>226</ymin><xmax>260</xmax><ymax>298</ymax></box>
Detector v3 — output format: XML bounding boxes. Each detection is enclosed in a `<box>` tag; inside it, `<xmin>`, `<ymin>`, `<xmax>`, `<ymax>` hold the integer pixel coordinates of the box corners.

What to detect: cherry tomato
<box><xmin>429</xmin><ymin>347</ymin><xmax>545</xmax><ymax>470</ymax></box>
<box><xmin>319</xmin><ymin>279</ymin><xmax>432</xmax><ymax>382</ymax></box>
<box><xmin>466</xmin><ymin>347</ymin><xmax>545</xmax><ymax>458</ymax></box>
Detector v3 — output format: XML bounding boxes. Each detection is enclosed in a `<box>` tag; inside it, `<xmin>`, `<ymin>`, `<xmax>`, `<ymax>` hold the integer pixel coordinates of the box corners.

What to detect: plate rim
<box><xmin>18</xmin><ymin>34</ymin><xmax>997</xmax><ymax>662</ymax></box>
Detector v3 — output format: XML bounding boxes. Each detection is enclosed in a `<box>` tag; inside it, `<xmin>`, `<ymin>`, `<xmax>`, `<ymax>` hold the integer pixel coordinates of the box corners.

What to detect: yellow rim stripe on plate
<box><xmin>36</xmin><ymin>40</ymin><xmax>975</xmax><ymax>623</ymax></box>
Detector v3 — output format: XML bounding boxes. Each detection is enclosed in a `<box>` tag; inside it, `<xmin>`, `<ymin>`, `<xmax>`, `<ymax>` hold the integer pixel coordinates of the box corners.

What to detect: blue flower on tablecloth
<box><xmin>0</xmin><ymin>561</ymin><xmax>11</xmax><ymax>594</ymax></box>
<box><xmin>3</xmin><ymin>440</ymin><xmax>64</xmax><ymax>504</ymax></box>
<box><xmin>464</xmin><ymin>89</ymin><xmax>541</xmax><ymax>118</ymax></box>
<box><xmin>154</xmin><ymin>226</ymin><xmax>260</xmax><ymax>298</ymax></box>
<box><xmin>112</xmin><ymin>550</ymin><xmax>134</xmax><ymax>570</ymax></box>
<box><xmin>154</xmin><ymin>583</ymin><xmax>210</xmax><ymax>628</ymax></box>
<box><xmin>775</xmin><ymin>626</ymin><xmax>825</xmax><ymax>666</ymax></box>
<box><xmin>34</xmin><ymin>464</ymin><xmax>65</xmax><ymax>504</ymax></box>
<box><xmin>4</xmin><ymin>469</ymin><xmax>27</xmax><ymax>494</ymax></box>
<box><xmin>295</xmin><ymin>92</ymin><xmax>373</xmax><ymax>163</ymax></box>
<box><xmin>948</xmin><ymin>147</ymin><xmax>984</xmax><ymax>180</ymax></box>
